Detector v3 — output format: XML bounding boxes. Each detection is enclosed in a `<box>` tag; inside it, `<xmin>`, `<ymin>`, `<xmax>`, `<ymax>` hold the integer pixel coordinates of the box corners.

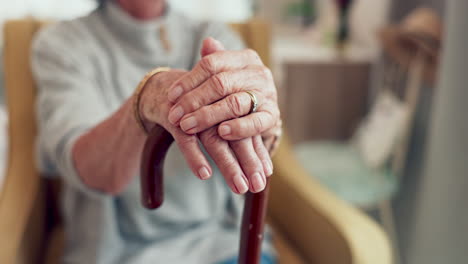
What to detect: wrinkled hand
<box><xmin>194</xmin><ymin>38</ymin><xmax>272</xmax><ymax>194</ymax></box>
<box><xmin>166</xmin><ymin>38</ymin><xmax>281</xmax><ymax>152</ymax></box>
<box><xmin>140</xmin><ymin>69</ymin><xmax>219</xmax><ymax>182</ymax></box>
<box><xmin>139</xmin><ymin>56</ymin><xmax>271</xmax><ymax>193</ymax></box>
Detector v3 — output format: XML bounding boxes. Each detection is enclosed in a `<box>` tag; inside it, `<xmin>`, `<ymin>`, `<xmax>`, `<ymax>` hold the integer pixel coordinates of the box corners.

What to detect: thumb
<box><xmin>200</xmin><ymin>37</ymin><xmax>225</xmax><ymax>57</ymax></box>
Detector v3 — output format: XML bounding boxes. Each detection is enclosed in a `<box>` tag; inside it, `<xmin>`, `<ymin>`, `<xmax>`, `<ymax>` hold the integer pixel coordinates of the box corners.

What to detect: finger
<box><xmin>230</xmin><ymin>138</ymin><xmax>266</xmax><ymax>193</ymax></box>
<box><xmin>261</xmin><ymin>121</ymin><xmax>283</xmax><ymax>154</ymax></box>
<box><xmin>252</xmin><ymin>135</ymin><xmax>273</xmax><ymax>177</ymax></box>
<box><xmin>167</xmin><ymin>49</ymin><xmax>263</xmax><ymax>103</ymax></box>
<box><xmin>171</xmin><ymin>128</ymin><xmax>213</xmax><ymax>180</ymax></box>
<box><xmin>179</xmin><ymin>92</ymin><xmax>252</xmax><ymax>134</ymax></box>
<box><xmin>261</xmin><ymin>119</ymin><xmax>283</xmax><ymax>138</ymax></box>
<box><xmin>168</xmin><ymin>66</ymin><xmax>269</xmax><ymax>125</ymax></box>
<box><xmin>199</xmin><ymin>127</ymin><xmax>249</xmax><ymax>194</ymax></box>
<box><xmin>201</xmin><ymin>37</ymin><xmax>225</xmax><ymax>57</ymax></box>
<box><xmin>218</xmin><ymin>109</ymin><xmax>278</xmax><ymax>140</ymax></box>
<box><xmin>262</xmin><ymin>136</ymin><xmax>275</xmax><ymax>153</ymax></box>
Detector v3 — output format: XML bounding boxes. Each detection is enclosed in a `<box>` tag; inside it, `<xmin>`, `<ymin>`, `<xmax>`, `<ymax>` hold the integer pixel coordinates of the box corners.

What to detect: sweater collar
<box><xmin>101</xmin><ymin>1</ymin><xmax>173</xmax><ymax>51</ymax></box>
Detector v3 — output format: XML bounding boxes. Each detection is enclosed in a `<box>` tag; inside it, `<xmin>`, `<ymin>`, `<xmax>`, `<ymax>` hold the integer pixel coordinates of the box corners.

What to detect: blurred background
<box><xmin>1</xmin><ymin>1</ymin><xmax>466</xmax><ymax>264</ymax></box>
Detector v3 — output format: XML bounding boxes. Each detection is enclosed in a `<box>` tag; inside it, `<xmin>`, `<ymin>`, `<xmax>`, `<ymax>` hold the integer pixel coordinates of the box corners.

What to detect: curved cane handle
<box><xmin>140</xmin><ymin>125</ymin><xmax>174</xmax><ymax>209</ymax></box>
<box><xmin>140</xmin><ymin>125</ymin><xmax>268</xmax><ymax>264</ymax></box>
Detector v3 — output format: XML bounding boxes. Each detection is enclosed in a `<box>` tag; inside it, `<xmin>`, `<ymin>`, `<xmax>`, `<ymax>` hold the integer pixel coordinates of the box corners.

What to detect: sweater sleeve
<box><xmin>32</xmin><ymin>23</ymin><xmax>109</xmax><ymax>199</ymax></box>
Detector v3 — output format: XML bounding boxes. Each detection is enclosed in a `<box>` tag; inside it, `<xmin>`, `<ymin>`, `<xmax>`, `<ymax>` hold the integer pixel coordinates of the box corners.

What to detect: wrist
<box><xmin>133</xmin><ymin>67</ymin><xmax>171</xmax><ymax>134</ymax></box>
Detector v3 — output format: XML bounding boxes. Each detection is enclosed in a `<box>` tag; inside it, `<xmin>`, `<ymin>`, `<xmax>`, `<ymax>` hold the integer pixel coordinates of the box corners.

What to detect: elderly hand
<box><xmin>195</xmin><ymin>38</ymin><xmax>273</xmax><ymax>194</ymax></box>
<box><xmin>139</xmin><ymin>68</ymin><xmax>271</xmax><ymax>194</ymax></box>
<box><xmin>167</xmin><ymin>38</ymin><xmax>281</xmax><ymax>150</ymax></box>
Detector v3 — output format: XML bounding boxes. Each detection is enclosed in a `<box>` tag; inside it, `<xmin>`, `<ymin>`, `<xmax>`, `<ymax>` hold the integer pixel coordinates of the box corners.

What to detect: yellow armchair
<box><xmin>0</xmin><ymin>18</ymin><xmax>392</xmax><ymax>264</ymax></box>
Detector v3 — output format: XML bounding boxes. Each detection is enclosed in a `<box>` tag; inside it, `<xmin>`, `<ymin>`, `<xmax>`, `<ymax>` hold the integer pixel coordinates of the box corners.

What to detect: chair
<box><xmin>0</xmin><ymin>18</ymin><xmax>392</xmax><ymax>264</ymax></box>
<box><xmin>293</xmin><ymin>17</ymin><xmax>438</xmax><ymax>264</ymax></box>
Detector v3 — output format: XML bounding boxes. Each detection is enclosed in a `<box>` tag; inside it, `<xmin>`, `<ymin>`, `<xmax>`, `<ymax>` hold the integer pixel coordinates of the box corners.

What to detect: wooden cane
<box><xmin>140</xmin><ymin>125</ymin><xmax>269</xmax><ymax>264</ymax></box>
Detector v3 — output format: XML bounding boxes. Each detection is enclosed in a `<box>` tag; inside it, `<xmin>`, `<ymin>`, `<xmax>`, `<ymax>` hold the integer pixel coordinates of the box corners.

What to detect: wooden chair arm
<box><xmin>0</xmin><ymin>19</ymin><xmax>44</xmax><ymax>264</ymax></box>
<box><xmin>268</xmin><ymin>136</ymin><xmax>393</xmax><ymax>264</ymax></box>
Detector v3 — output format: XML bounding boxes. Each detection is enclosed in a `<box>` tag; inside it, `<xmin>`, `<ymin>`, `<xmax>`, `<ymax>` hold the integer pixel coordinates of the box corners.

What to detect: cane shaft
<box><xmin>140</xmin><ymin>126</ymin><xmax>269</xmax><ymax>264</ymax></box>
<box><xmin>238</xmin><ymin>183</ymin><xmax>270</xmax><ymax>264</ymax></box>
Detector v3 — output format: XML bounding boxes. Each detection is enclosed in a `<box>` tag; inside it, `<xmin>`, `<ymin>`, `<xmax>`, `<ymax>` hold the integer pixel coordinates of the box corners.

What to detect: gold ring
<box><xmin>245</xmin><ymin>90</ymin><xmax>258</xmax><ymax>114</ymax></box>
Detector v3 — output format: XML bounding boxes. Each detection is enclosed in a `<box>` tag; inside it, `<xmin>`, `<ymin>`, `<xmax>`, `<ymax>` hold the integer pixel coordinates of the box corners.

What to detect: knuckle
<box><xmin>181</xmin><ymin>99</ymin><xmax>198</xmax><ymax>112</ymax></box>
<box><xmin>252</xmin><ymin>65</ymin><xmax>273</xmax><ymax>84</ymax></box>
<box><xmin>201</xmin><ymin>130</ymin><xmax>221</xmax><ymax>146</ymax></box>
<box><xmin>264</xmin><ymin>110</ymin><xmax>278</xmax><ymax>129</ymax></box>
<box><xmin>199</xmin><ymin>56</ymin><xmax>217</xmax><ymax>75</ymax></box>
<box><xmin>190</xmin><ymin>100</ymin><xmax>200</xmax><ymax>111</ymax></box>
<box><xmin>264</xmin><ymin>105</ymin><xmax>277</xmax><ymax>118</ymax></box>
<box><xmin>227</xmin><ymin>94</ymin><xmax>246</xmax><ymax>117</ymax></box>
<box><xmin>200</xmin><ymin>107</ymin><xmax>216</xmax><ymax>125</ymax></box>
<box><xmin>276</xmin><ymin>118</ymin><xmax>283</xmax><ymax>128</ymax></box>
<box><xmin>211</xmin><ymin>73</ymin><xmax>229</xmax><ymax>97</ymax></box>
<box><xmin>222</xmin><ymin>159</ymin><xmax>238</xmax><ymax>173</ymax></box>
<box><xmin>185</xmin><ymin>93</ymin><xmax>207</xmax><ymax>111</ymax></box>
<box><xmin>272</xmin><ymin>89</ymin><xmax>278</xmax><ymax>101</ymax></box>
<box><xmin>273</xmin><ymin>113</ymin><xmax>281</xmax><ymax>126</ymax></box>
<box><xmin>261</xmin><ymin>66</ymin><xmax>273</xmax><ymax>81</ymax></box>
<box><xmin>245</xmin><ymin>49</ymin><xmax>259</xmax><ymax>61</ymax></box>
<box><xmin>185</xmin><ymin>75</ymin><xmax>199</xmax><ymax>90</ymax></box>
<box><xmin>178</xmin><ymin>135</ymin><xmax>198</xmax><ymax>148</ymax></box>
<box><xmin>274</xmin><ymin>107</ymin><xmax>281</xmax><ymax>119</ymax></box>
<box><xmin>253</xmin><ymin>116</ymin><xmax>264</xmax><ymax>133</ymax></box>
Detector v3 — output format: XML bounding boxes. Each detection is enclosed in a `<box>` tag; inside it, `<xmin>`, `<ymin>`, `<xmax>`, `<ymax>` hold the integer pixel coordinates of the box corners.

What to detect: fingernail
<box><xmin>180</xmin><ymin>116</ymin><xmax>198</xmax><ymax>133</ymax></box>
<box><xmin>234</xmin><ymin>174</ymin><xmax>248</xmax><ymax>194</ymax></box>
<box><xmin>198</xmin><ymin>166</ymin><xmax>211</xmax><ymax>180</ymax></box>
<box><xmin>264</xmin><ymin>160</ymin><xmax>273</xmax><ymax>176</ymax></box>
<box><xmin>168</xmin><ymin>106</ymin><xmax>184</xmax><ymax>124</ymax></box>
<box><xmin>251</xmin><ymin>172</ymin><xmax>265</xmax><ymax>193</ymax></box>
<box><xmin>168</xmin><ymin>85</ymin><xmax>183</xmax><ymax>102</ymax></box>
<box><xmin>233</xmin><ymin>184</ymin><xmax>240</xmax><ymax>194</ymax></box>
<box><xmin>219</xmin><ymin>125</ymin><xmax>231</xmax><ymax>137</ymax></box>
